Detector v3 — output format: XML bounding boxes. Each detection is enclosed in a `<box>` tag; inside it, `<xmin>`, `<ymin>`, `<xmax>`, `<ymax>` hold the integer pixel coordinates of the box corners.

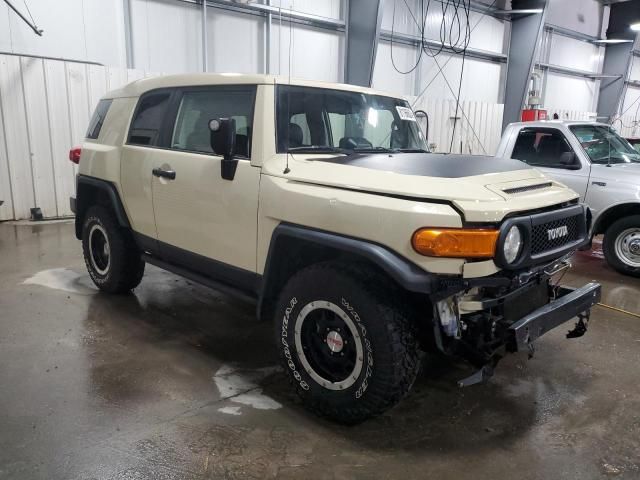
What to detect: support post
<box><xmin>501</xmin><ymin>0</ymin><xmax>548</xmax><ymax>131</ymax></box>
<box><xmin>123</xmin><ymin>0</ymin><xmax>134</xmax><ymax>69</ymax></box>
<box><xmin>202</xmin><ymin>0</ymin><xmax>208</xmax><ymax>72</ymax></box>
<box><xmin>596</xmin><ymin>2</ymin><xmax>640</xmax><ymax>122</ymax></box>
<box><xmin>344</xmin><ymin>0</ymin><xmax>384</xmax><ymax>87</ymax></box>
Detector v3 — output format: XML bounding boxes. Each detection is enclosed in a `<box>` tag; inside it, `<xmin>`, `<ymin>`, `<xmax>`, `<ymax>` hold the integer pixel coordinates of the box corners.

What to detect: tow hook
<box><xmin>566</xmin><ymin>311</ymin><xmax>590</xmax><ymax>339</ymax></box>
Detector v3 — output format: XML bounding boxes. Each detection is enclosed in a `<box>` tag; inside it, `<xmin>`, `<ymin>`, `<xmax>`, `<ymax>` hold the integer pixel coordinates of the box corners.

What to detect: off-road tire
<box><xmin>603</xmin><ymin>215</ymin><xmax>640</xmax><ymax>278</ymax></box>
<box><xmin>274</xmin><ymin>262</ymin><xmax>420</xmax><ymax>424</ymax></box>
<box><xmin>82</xmin><ymin>205</ymin><xmax>145</xmax><ymax>293</ymax></box>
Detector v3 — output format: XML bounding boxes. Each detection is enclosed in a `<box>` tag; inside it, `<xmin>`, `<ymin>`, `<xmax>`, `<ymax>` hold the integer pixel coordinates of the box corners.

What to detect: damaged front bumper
<box><xmin>507</xmin><ymin>282</ymin><xmax>600</xmax><ymax>352</ymax></box>
<box><xmin>432</xmin><ymin>258</ymin><xmax>601</xmax><ymax>385</ymax></box>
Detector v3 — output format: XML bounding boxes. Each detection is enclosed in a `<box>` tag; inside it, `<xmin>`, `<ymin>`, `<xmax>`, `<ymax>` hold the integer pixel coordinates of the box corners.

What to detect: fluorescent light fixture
<box><xmin>593</xmin><ymin>39</ymin><xmax>634</xmax><ymax>44</ymax></box>
<box><xmin>631</xmin><ymin>23</ymin><xmax>640</xmax><ymax>32</ymax></box>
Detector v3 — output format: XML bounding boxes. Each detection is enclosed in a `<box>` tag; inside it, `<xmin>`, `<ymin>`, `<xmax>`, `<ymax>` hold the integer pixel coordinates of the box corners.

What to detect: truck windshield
<box><xmin>276</xmin><ymin>85</ymin><xmax>427</xmax><ymax>154</ymax></box>
<box><xmin>569</xmin><ymin>125</ymin><xmax>640</xmax><ymax>164</ymax></box>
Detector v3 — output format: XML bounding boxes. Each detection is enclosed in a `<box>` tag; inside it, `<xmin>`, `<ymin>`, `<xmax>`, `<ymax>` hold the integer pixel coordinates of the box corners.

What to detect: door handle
<box><xmin>152</xmin><ymin>167</ymin><xmax>176</xmax><ymax>180</ymax></box>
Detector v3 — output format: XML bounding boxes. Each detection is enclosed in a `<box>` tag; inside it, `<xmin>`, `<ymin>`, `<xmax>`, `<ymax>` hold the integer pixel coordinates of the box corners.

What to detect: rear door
<box><xmin>509</xmin><ymin>127</ymin><xmax>590</xmax><ymax>199</ymax></box>
<box><xmin>120</xmin><ymin>89</ymin><xmax>174</xmax><ymax>244</ymax></box>
<box><xmin>150</xmin><ymin>85</ymin><xmax>260</xmax><ymax>281</ymax></box>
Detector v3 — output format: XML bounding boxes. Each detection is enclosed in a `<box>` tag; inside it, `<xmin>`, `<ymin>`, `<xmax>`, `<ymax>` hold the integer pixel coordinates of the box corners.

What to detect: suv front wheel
<box><xmin>82</xmin><ymin>206</ymin><xmax>145</xmax><ymax>293</ymax></box>
<box><xmin>274</xmin><ymin>262</ymin><xmax>420</xmax><ymax>424</ymax></box>
<box><xmin>603</xmin><ymin>215</ymin><xmax>640</xmax><ymax>278</ymax></box>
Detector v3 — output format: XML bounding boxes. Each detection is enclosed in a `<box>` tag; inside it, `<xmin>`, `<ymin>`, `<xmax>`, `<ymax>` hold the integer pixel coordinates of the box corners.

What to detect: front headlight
<box><xmin>503</xmin><ymin>225</ymin><xmax>523</xmax><ymax>264</ymax></box>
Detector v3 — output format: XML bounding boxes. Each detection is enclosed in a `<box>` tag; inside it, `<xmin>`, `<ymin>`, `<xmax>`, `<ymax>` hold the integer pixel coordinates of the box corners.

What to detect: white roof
<box><xmin>105</xmin><ymin>73</ymin><xmax>402</xmax><ymax>99</ymax></box>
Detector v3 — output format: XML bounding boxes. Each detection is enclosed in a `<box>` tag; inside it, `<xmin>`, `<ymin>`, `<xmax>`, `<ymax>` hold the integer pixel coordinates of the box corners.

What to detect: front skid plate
<box><xmin>507</xmin><ymin>282</ymin><xmax>601</xmax><ymax>352</ymax></box>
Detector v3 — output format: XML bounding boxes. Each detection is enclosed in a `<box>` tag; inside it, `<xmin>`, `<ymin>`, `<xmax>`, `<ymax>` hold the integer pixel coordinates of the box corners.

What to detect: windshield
<box><xmin>276</xmin><ymin>85</ymin><xmax>428</xmax><ymax>154</ymax></box>
<box><xmin>569</xmin><ymin>125</ymin><xmax>640</xmax><ymax>164</ymax></box>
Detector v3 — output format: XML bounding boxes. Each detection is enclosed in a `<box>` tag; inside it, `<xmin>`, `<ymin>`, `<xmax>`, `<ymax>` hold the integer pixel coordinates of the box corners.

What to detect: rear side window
<box><xmin>511</xmin><ymin>128</ymin><xmax>573</xmax><ymax>167</ymax></box>
<box><xmin>86</xmin><ymin>99</ymin><xmax>112</xmax><ymax>139</ymax></box>
<box><xmin>170</xmin><ymin>86</ymin><xmax>256</xmax><ymax>158</ymax></box>
<box><xmin>127</xmin><ymin>91</ymin><xmax>172</xmax><ymax>146</ymax></box>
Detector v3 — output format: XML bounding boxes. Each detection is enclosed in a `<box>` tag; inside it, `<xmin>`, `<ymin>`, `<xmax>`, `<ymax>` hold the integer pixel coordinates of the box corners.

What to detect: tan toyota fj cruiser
<box><xmin>71</xmin><ymin>74</ymin><xmax>600</xmax><ymax>423</ymax></box>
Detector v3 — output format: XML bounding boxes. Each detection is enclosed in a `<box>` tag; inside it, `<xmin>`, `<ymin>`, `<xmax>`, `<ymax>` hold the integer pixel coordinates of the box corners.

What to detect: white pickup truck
<box><xmin>498</xmin><ymin>121</ymin><xmax>640</xmax><ymax>277</ymax></box>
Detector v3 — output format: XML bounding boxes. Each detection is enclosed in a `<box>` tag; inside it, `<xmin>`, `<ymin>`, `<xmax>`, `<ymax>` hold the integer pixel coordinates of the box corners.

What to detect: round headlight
<box><xmin>503</xmin><ymin>225</ymin><xmax>523</xmax><ymax>264</ymax></box>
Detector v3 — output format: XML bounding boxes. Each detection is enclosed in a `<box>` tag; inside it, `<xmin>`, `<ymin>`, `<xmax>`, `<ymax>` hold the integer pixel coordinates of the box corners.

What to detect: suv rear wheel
<box><xmin>603</xmin><ymin>215</ymin><xmax>640</xmax><ymax>277</ymax></box>
<box><xmin>274</xmin><ymin>262</ymin><xmax>420</xmax><ymax>424</ymax></box>
<box><xmin>82</xmin><ymin>206</ymin><xmax>145</xmax><ymax>293</ymax></box>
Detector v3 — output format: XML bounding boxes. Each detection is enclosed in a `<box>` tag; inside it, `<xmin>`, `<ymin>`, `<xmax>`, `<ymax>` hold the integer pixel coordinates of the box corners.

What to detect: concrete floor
<box><xmin>1</xmin><ymin>221</ymin><xmax>639</xmax><ymax>480</ymax></box>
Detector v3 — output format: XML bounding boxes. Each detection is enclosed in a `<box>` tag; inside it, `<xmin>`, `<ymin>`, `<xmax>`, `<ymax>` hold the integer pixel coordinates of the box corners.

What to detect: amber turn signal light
<box><xmin>411</xmin><ymin>228</ymin><xmax>499</xmax><ymax>258</ymax></box>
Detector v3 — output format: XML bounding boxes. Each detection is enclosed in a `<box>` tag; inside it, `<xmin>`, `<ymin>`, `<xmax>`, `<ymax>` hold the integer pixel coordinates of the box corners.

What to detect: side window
<box><xmin>127</xmin><ymin>91</ymin><xmax>172</xmax><ymax>146</ymax></box>
<box><xmin>512</xmin><ymin>128</ymin><xmax>573</xmax><ymax>168</ymax></box>
<box><xmin>290</xmin><ymin>113</ymin><xmax>311</xmax><ymax>146</ymax></box>
<box><xmin>171</xmin><ymin>86</ymin><xmax>256</xmax><ymax>158</ymax></box>
<box><xmin>86</xmin><ymin>99</ymin><xmax>113</xmax><ymax>139</ymax></box>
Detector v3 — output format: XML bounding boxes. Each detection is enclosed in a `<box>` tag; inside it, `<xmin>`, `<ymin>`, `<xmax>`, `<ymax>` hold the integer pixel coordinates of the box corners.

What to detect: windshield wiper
<box><xmin>352</xmin><ymin>147</ymin><xmax>396</xmax><ymax>153</ymax></box>
<box><xmin>288</xmin><ymin>146</ymin><xmax>347</xmax><ymax>154</ymax></box>
<box><xmin>394</xmin><ymin>148</ymin><xmax>430</xmax><ymax>153</ymax></box>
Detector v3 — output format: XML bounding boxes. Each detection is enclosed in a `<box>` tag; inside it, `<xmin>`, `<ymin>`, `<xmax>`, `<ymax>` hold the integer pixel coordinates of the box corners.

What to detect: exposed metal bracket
<box><xmin>3</xmin><ymin>0</ymin><xmax>42</xmax><ymax>36</ymax></box>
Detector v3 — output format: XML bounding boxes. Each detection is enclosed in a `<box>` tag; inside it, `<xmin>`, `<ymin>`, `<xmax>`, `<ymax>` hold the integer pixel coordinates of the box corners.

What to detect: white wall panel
<box><xmin>131</xmin><ymin>0</ymin><xmax>202</xmax><ymax>73</ymax></box>
<box><xmin>548</xmin><ymin>35</ymin><xmax>601</xmax><ymax>73</ymax></box>
<box><xmin>0</xmin><ymin>55</ymin><xmax>35</xmax><ymax>220</ymax></box>
<box><xmin>372</xmin><ymin>41</ymin><xmax>417</xmax><ymax>97</ymax></box>
<box><xmin>630</xmin><ymin>56</ymin><xmax>640</xmax><ymax>83</ymax></box>
<box><xmin>269</xmin><ymin>0</ymin><xmax>343</xmax><ymax>19</ymax></box>
<box><xmin>271</xmin><ymin>23</ymin><xmax>343</xmax><ymax>82</ymax></box>
<box><xmin>0</xmin><ymin>0</ymin><xmax>126</xmax><ymax>67</ymax></box>
<box><xmin>374</xmin><ymin>42</ymin><xmax>503</xmax><ymax>103</ymax></box>
<box><xmin>544</xmin><ymin>72</ymin><xmax>597</xmax><ymax>112</ymax></box>
<box><xmin>207</xmin><ymin>9</ymin><xmax>264</xmax><ymax>73</ymax></box>
<box><xmin>409</xmin><ymin>96</ymin><xmax>504</xmax><ymax>155</ymax></box>
<box><xmin>621</xmin><ymin>86</ymin><xmax>640</xmax><ymax>115</ymax></box>
<box><xmin>43</xmin><ymin>60</ymin><xmax>76</xmax><ymax>218</ymax></box>
<box><xmin>381</xmin><ymin>0</ymin><xmax>506</xmax><ymax>54</ymax></box>
<box><xmin>546</xmin><ymin>0</ymin><xmax>603</xmax><ymax>37</ymax></box>
<box><xmin>0</xmin><ymin>53</ymin><xmax>154</xmax><ymax>220</ymax></box>
<box><xmin>0</xmin><ymin>85</ymin><xmax>13</xmax><ymax>221</ymax></box>
<box><xmin>20</xmin><ymin>57</ymin><xmax>57</xmax><ymax>217</ymax></box>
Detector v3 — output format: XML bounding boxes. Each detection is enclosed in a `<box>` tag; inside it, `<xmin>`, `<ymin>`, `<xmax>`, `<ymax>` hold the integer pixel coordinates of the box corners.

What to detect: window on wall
<box><xmin>127</xmin><ymin>92</ymin><xmax>172</xmax><ymax>146</ymax></box>
<box><xmin>171</xmin><ymin>86</ymin><xmax>256</xmax><ymax>158</ymax></box>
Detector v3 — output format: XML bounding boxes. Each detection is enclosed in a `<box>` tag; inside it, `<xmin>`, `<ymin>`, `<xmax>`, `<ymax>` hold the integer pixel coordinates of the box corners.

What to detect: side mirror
<box><xmin>209</xmin><ymin>118</ymin><xmax>237</xmax><ymax>180</ymax></box>
<box><xmin>559</xmin><ymin>151</ymin><xmax>580</xmax><ymax>170</ymax></box>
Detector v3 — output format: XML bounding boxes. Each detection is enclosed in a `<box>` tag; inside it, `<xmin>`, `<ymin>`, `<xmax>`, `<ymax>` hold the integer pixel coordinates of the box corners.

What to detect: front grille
<box><xmin>503</xmin><ymin>182</ymin><xmax>553</xmax><ymax>195</ymax></box>
<box><xmin>531</xmin><ymin>214</ymin><xmax>580</xmax><ymax>255</ymax></box>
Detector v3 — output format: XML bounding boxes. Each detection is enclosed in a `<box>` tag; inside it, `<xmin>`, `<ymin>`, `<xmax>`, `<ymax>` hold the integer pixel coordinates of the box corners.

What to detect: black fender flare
<box><xmin>257</xmin><ymin>223</ymin><xmax>436</xmax><ymax>319</ymax></box>
<box><xmin>74</xmin><ymin>175</ymin><xmax>130</xmax><ymax>239</ymax></box>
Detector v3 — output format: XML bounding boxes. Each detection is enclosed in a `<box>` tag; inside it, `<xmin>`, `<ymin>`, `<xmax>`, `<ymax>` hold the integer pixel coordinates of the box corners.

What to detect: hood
<box><xmin>263</xmin><ymin>153</ymin><xmax>578</xmax><ymax>219</ymax></box>
<box><xmin>592</xmin><ymin>162</ymin><xmax>640</xmax><ymax>182</ymax></box>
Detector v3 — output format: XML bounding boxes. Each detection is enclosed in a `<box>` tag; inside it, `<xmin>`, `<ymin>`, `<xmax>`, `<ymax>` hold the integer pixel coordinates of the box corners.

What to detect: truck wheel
<box><xmin>81</xmin><ymin>205</ymin><xmax>145</xmax><ymax>293</ymax></box>
<box><xmin>274</xmin><ymin>262</ymin><xmax>420</xmax><ymax>424</ymax></box>
<box><xmin>603</xmin><ymin>215</ymin><xmax>640</xmax><ymax>277</ymax></box>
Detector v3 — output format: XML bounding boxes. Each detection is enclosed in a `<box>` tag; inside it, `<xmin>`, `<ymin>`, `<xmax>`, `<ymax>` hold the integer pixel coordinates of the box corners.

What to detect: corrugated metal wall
<box><xmin>409</xmin><ymin>97</ymin><xmax>505</xmax><ymax>155</ymax></box>
<box><xmin>0</xmin><ymin>54</ymin><xmax>156</xmax><ymax>221</ymax></box>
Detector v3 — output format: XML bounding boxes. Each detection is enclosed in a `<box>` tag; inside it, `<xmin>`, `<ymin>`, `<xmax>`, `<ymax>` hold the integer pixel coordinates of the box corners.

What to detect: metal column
<box><xmin>596</xmin><ymin>2</ymin><xmax>640</xmax><ymax>122</ymax></box>
<box><xmin>123</xmin><ymin>0</ymin><xmax>135</xmax><ymax>69</ymax></box>
<box><xmin>501</xmin><ymin>0</ymin><xmax>548</xmax><ymax>131</ymax></box>
<box><xmin>202</xmin><ymin>0</ymin><xmax>208</xmax><ymax>72</ymax></box>
<box><xmin>344</xmin><ymin>0</ymin><xmax>384</xmax><ymax>87</ymax></box>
